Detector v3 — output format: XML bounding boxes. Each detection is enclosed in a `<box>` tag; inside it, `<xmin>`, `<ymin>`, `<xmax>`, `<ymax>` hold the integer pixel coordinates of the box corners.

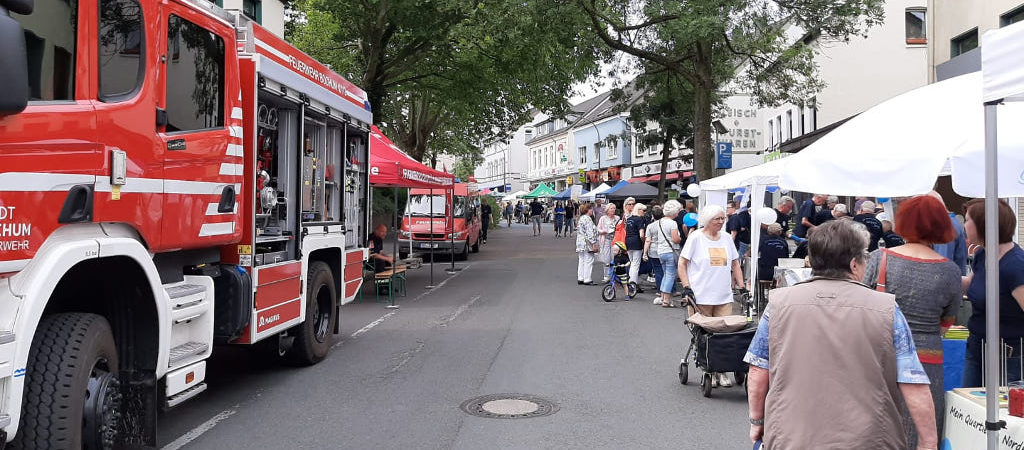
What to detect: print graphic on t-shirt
<box><xmin>708</xmin><ymin>247</ymin><xmax>727</xmax><ymax>266</ymax></box>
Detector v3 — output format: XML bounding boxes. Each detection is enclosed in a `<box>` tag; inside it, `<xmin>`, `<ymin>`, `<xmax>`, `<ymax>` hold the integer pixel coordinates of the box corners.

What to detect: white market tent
<box><xmin>501</xmin><ymin>190</ymin><xmax>528</xmax><ymax>201</ymax></box>
<box><xmin>579</xmin><ymin>182</ymin><xmax>613</xmax><ymax>201</ymax></box>
<box><xmin>778</xmin><ymin>71</ymin><xmax>1024</xmax><ymax>198</ymax></box>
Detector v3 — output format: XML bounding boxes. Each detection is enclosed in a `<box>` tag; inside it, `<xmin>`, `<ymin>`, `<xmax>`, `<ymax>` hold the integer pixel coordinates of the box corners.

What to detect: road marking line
<box><xmin>348</xmin><ymin>311</ymin><xmax>397</xmax><ymax>340</ymax></box>
<box><xmin>161</xmin><ymin>407</ymin><xmax>238</xmax><ymax>450</ymax></box>
<box><xmin>341</xmin><ymin>264</ymin><xmax>472</xmax><ymax>343</ymax></box>
<box><xmin>439</xmin><ymin>295</ymin><xmax>481</xmax><ymax>328</ymax></box>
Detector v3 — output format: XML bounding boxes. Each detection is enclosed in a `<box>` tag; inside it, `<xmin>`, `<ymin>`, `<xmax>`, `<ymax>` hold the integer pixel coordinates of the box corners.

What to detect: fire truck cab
<box><xmin>0</xmin><ymin>0</ymin><xmax>371</xmax><ymax>446</ymax></box>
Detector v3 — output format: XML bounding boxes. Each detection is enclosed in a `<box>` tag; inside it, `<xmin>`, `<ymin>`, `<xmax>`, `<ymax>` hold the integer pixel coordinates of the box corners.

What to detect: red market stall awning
<box><xmin>369</xmin><ymin>126</ymin><xmax>454</xmax><ymax>189</ymax></box>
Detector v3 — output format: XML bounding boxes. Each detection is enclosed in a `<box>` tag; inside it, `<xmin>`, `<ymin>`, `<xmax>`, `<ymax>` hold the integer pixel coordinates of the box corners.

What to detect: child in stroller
<box><xmin>603</xmin><ymin>242</ymin><xmax>638</xmax><ymax>302</ymax></box>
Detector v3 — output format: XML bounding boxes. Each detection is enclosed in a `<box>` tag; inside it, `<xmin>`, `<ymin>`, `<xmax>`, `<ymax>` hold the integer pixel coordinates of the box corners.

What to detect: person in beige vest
<box><xmin>743</xmin><ymin>220</ymin><xmax>938</xmax><ymax>450</ymax></box>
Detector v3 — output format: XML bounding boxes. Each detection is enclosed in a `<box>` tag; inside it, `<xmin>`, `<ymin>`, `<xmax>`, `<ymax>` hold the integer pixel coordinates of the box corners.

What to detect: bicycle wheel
<box><xmin>601</xmin><ymin>285</ymin><xmax>615</xmax><ymax>302</ymax></box>
<box><xmin>627</xmin><ymin>282</ymin><xmax>638</xmax><ymax>298</ymax></box>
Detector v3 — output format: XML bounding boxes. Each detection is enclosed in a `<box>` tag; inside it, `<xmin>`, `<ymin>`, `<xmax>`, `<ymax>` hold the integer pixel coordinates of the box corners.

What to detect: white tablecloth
<box><xmin>944</xmin><ymin>388</ymin><xmax>1024</xmax><ymax>449</ymax></box>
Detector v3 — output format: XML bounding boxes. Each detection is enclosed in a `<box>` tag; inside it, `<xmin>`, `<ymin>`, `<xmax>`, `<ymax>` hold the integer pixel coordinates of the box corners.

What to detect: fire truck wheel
<box><xmin>14</xmin><ymin>313</ymin><xmax>121</xmax><ymax>449</ymax></box>
<box><xmin>288</xmin><ymin>261</ymin><xmax>337</xmax><ymax>365</ymax></box>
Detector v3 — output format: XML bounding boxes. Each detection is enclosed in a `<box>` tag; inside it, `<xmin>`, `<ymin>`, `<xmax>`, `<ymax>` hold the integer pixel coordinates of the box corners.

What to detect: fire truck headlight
<box><xmin>400</xmin><ymin>230</ymin><xmax>411</xmax><ymax>238</ymax></box>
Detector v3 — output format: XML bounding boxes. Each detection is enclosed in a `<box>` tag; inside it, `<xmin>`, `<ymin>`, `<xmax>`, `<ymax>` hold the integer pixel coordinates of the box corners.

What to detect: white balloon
<box><xmin>686</xmin><ymin>183</ymin><xmax>702</xmax><ymax>197</ymax></box>
<box><xmin>758</xmin><ymin>207</ymin><xmax>778</xmax><ymax>225</ymax></box>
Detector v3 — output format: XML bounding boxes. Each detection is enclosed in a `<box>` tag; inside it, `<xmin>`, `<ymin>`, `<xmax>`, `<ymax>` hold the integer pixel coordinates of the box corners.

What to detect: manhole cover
<box><xmin>459</xmin><ymin>394</ymin><xmax>559</xmax><ymax>419</ymax></box>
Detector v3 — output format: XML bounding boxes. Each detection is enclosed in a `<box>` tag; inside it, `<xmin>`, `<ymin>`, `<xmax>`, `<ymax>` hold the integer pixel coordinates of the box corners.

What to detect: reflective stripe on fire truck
<box><xmin>218</xmin><ymin>163</ymin><xmax>244</xmax><ymax>177</ymax></box>
<box><xmin>198</xmin><ymin>222</ymin><xmax>235</xmax><ymax>237</ymax></box>
<box><xmin>0</xmin><ymin>259</ymin><xmax>30</xmax><ymax>273</ymax></box>
<box><xmin>226</xmin><ymin>144</ymin><xmax>243</xmax><ymax>157</ymax></box>
<box><xmin>231</xmin><ymin>107</ymin><xmax>243</xmax><ymax>120</ymax></box>
<box><xmin>0</xmin><ymin>173</ymin><xmax>96</xmax><ymax>192</ymax></box>
<box><xmin>204</xmin><ymin>203</ymin><xmax>238</xmax><ymax>216</ymax></box>
<box><xmin>228</xmin><ymin>126</ymin><xmax>242</xmax><ymax>138</ymax></box>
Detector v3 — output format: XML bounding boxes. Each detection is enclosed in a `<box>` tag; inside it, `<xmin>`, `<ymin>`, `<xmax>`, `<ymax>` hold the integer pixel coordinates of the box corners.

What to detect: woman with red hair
<box><xmin>862</xmin><ymin>194</ymin><xmax>961</xmax><ymax>446</ymax></box>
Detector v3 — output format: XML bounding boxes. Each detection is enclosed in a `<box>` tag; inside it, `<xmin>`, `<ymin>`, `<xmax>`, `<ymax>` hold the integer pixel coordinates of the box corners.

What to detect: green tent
<box><xmin>522</xmin><ymin>183</ymin><xmax>558</xmax><ymax>198</ymax></box>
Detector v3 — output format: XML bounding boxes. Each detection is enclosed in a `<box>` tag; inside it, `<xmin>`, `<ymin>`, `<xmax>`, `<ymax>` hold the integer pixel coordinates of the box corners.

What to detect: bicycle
<box><xmin>601</xmin><ymin>263</ymin><xmax>638</xmax><ymax>302</ymax></box>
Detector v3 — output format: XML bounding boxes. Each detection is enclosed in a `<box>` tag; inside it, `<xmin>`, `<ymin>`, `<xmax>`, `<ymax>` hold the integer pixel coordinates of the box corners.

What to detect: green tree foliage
<box><xmin>623</xmin><ymin>70</ymin><xmax>696</xmax><ymax>202</ymax></box>
<box><xmin>573</xmin><ymin>0</ymin><xmax>884</xmax><ymax>181</ymax></box>
<box><xmin>288</xmin><ymin>0</ymin><xmax>606</xmax><ymax>163</ymax></box>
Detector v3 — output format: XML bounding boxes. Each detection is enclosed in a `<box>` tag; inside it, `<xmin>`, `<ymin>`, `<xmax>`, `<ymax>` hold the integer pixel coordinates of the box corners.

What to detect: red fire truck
<box><xmin>0</xmin><ymin>1</ymin><xmax>371</xmax><ymax>446</ymax></box>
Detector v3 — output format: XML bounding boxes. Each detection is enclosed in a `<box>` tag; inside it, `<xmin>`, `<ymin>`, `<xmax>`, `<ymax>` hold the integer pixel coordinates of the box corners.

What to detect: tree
<box><xmin>623</xmin><ymin>70</ymin><xmax>696</xmax><ymax>202</ymax></box>
<box><xmin>573</xmin><ymin>0</ymin><xmax>884</xmax><ymax>182</ymax></box>
<box><xmin>288</xmin><ymin>0</ymin><xmax>606</xmax><ymax>163</ymax></box>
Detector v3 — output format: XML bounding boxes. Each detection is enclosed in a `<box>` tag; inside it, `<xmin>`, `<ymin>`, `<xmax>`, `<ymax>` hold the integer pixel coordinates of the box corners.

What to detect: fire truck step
<box><xmin>165</xmin><ymin>283</ymin><xmax>205</xmax><ymax>300</ymax></box>
<box><xmin>0</xmin><ymin>331</ymin><xmax>14</xmax><ymax>345</ymax></box>
<box><xmin>166</xmin><ymin>383</ymin><xmax>208</xmax><ymax>408</ymax></box>
<box><xmin>168</xmin><ymin>342</ymin><xmax>209</xmax><ymax>368</ymax></box>
<box><xmin>0</xmin><ymin>414</ymin><xmax>10</xmax><ymax>428</ymax></box>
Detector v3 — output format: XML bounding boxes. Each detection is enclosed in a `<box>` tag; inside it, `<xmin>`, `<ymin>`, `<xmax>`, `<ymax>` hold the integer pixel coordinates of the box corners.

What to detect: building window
<box><xmin>775</xmin><ymin>116</ymin><xmax>782</xmax><ymax>145</ymax></box>
<box><xmin>1002</xmin><ymin>5</ymin><xmax>1024</xmax><ymax>26</ymax></box>
<box><xmin>578</xmin><ymin>146</ymin><xmax>587</xmax><ymax>164</ymax></box>
<box><xmin>243</xmin><ymin>0</ymin><xmax>261</xmax><ymax>24</ymax></box>
<box><xmin>810</xmin><ymin>97</ymin><xmax>818</xmax><ymax>131</ymax></box>
<box><xmin>593</xmin><ymin>142</ymin><xmax>602</xmax><ymax>164</ymax></box>
<box><xmin>951</xmin><ymin>28</ymin><xmax>979</xmax><ymax>57</ymax></box>
<box><xmin>905</xmin><ymin>8</ymin><xmax>926</xmax><ymax>45</ymax></box>
<box><xmin>768</xmin><ymin>121</ymin><xmax>774</xmax><ymax>148</ymax></box>
<box><xmin>786</xmin><ymin>110</ymin><xmax>793</xmax><ymax>140</ymax></box>
<box><xmin>606</xmin><ymin>141</ymin><xmax>618</xmax><ymax>159</ymax></box>
<box><xmin>799</xmin><ymin>106</ymin><xmax>806</xmax><ymax>136</ymax></box>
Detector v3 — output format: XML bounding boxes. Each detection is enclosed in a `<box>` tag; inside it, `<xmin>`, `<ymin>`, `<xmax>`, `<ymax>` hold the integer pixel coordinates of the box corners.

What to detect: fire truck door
<box><xmin>0</xmin><ymin>0</ymin><xmax>99</xmax><ymax>265</ymax></box>
<box><xmin>157</xmin><ymin>6</ymin><xmax>242</xmax><ymax>249</ymax></box>
<box><xmin>90</xmin><ymin>0</ymin><xmax>164</xmax><ymax>246</ymax></box>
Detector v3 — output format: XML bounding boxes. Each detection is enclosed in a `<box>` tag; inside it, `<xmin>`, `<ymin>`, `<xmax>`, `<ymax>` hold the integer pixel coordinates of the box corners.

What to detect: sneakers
<box><xmin>710</xmin><ymin>373</ymin><xmax>719</xmax><ymax>388</ymax></box>
<box><xmin>646</xmin><ymin>275</ymin><xmax>656</xmax><ymax>283</ymax></box>
<box><xmin>718</xmin><ymin>373</ymin><xmax>733</xmax><ymax>387</ymax></box>
<box><xmin>653</xmin><ymin>297</ymin><xmax>661</xmax><ymax>305</ymax></box>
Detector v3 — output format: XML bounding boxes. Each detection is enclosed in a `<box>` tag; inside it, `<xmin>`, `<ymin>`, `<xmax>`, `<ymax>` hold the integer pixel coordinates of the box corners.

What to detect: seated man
<box><xmin>367</xmin><ymin>224</ymin><xmax>394</xmax><ymax>273</ymax></box>
<box><xmin>758</xmin><ymin>223</ymin><xmax>790</xmax><ymax>283</ymax></box>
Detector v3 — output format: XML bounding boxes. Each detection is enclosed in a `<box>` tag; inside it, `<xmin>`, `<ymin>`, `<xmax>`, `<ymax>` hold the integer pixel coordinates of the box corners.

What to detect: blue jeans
<box><xmin>659</xmin><ymin>253</ymin><xmax>679</xmax><ymax>294</ymax></box>
<box><xmin>555</xmin><ymin>216</ymin><xmax>564</xmax><ymax>234</ymax></box>
<box><xmin>963</xmin><ymin>334</ymin><xmax>1024</xmax><ymax>387</ymax></box>
<box><xmin>650</xmin><ymin>256</ymin><xmax>664</xmax><ymax>292</ymax></box>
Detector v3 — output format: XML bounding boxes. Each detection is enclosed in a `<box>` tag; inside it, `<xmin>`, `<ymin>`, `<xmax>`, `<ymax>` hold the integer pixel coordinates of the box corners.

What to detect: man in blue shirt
<box><xmin>792</xmin><ymin>194</ymin><xmax>826</xmax><ymax>239</ymax></box>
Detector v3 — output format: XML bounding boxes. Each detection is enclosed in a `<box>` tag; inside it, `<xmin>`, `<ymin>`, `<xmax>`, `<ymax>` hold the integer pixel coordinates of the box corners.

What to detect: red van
<box><xmin>398</xmin><ymin>183</ymin><xmax>482</xmax><ymax>260</ymax></box>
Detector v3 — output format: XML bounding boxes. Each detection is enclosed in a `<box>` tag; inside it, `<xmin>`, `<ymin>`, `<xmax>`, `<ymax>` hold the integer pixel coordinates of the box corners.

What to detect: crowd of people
<box><xmin>501</xmin><ymin>198</ymin><xmax>577</xmax><ymax>237</ymax></box>
<box><xmin>556</xmin><ymin>189</ymin><xmax>1024</xmax><ymax>449</ymax></box>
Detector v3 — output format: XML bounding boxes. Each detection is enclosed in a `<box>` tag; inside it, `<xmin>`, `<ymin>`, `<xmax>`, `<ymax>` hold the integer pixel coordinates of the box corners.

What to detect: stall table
<box><xmin>945</xmin><ymin>388</ymin><xmax>1024</xmax><ymax>449</ymax></box>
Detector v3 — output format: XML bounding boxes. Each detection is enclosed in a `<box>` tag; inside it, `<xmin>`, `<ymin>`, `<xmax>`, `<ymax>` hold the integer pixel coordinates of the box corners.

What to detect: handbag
<box><xmin>613</xmin><ymin>218</ymin><xmax>626</xmax><ymax>245</ymax></box>
<box><xmin>875</xmin><ymin>248</ymin><xmax>888</xmax><ymax>292</ymax></box>
<box><xmin>658</xmin><ymin>219</ymin><xmax>681</xmax><ymax>257</ymax></box>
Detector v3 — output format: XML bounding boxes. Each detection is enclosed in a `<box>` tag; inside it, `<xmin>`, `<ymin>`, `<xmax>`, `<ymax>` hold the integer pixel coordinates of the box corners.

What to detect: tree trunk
<box><xmin>656</xmin><ymin>130</ymin><xmax>673</xmax><ymax>203</ymax></box>
<box><xmin>692</xmin><ymin>42</ymin><xmax>715</xmax><ymax>183</ymax></box>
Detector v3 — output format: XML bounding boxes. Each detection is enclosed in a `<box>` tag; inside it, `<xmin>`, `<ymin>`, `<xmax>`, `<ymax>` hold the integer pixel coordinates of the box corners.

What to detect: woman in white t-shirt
<box><xmin>678</xmin><ymin>204</ymin><xmax>744</xmax><ymax>387</ymax></box>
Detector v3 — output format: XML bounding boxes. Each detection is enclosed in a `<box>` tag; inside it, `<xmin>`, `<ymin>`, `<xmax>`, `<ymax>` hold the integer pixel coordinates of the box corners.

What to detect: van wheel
<box><xmin>287</xmin><ymin>261</ymin><xmax>337</xmax><ymax>365</ymax></box>
<box><xmin>457</xmin><ymin>243</ymin><xmax>469</xmax><ymax>261</ymax></box>
<box><xmin>471</xmin><ymin>239</ymin><xmax>480</xmax><ymax>253</ymax></box>
<box><xmin>15</xmin><ymin>313</ymin><xmax>122</xmax><ymax>449</ymax></box>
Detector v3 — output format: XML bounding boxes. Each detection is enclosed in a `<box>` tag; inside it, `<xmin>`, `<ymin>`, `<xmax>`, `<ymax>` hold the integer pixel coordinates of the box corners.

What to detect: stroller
<box><xmin>678</xmin><ymin>289</ymin><xmax>758</xmax><ymax>397</ymax></box>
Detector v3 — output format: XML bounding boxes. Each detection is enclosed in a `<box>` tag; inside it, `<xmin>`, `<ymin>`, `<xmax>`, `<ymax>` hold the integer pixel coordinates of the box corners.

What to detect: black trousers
<box><xmin>481</xmin><ymin>216</ymin><xmax>490</xmax><ymax>240</ymax></box>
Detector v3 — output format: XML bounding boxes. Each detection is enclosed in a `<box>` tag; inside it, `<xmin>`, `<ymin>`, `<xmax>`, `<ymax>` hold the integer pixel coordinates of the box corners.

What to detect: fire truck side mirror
<box><xmin>0</xmin><ymin>11</ymin><xmax>29</xmax><ymax>114</ymax></box>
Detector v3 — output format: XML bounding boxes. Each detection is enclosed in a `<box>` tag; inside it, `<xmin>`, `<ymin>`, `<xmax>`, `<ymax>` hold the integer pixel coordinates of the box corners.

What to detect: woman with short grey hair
<box><xmin>655</xmin><ymin>200</ymin><xmax>684</xmax><ymax>307</ymax></box>
<box><xmin>745</xmin><ymin>219</ymin><xmax>938</xmax><ymax>449</ymax></box>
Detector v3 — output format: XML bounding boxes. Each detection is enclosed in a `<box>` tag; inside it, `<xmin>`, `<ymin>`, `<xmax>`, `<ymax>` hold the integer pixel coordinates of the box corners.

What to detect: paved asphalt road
<box><xmin>156</xmin><ymin>223</ymin><xmax>751</xmax><ymax>449</ymax></box>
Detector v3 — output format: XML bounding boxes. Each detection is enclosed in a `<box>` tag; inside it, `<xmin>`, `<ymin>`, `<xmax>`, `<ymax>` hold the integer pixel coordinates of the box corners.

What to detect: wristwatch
<box><xmin>749</xmin><ymin>418</ymin><xmax>764</xmax><ymax>426</ymax></box>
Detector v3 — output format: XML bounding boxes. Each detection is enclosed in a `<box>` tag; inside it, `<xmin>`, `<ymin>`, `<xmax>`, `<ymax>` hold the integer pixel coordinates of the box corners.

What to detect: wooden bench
<box><xmin>373</xmin><ymin>266</ymin><xmax>407</xmax><ymax>304</ymax></box>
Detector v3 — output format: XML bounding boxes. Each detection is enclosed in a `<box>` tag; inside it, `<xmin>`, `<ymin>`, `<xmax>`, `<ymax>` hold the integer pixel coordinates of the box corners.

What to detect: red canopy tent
<box><xmin>369</xmin><ymin>126</ymin><xmax>453</xmax><ymax>188</ymax></box>
<box><xmin>367</xmin><ymin>126</ymin><xmax>455</xmax><ymax>304</ymax></box>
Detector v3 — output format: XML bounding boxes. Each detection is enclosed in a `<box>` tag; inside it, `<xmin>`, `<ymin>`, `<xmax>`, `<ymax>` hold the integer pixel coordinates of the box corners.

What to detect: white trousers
<box><xmin>577</xmin><ymin>251</ymin><xmax>595</xmax><ymax>282</ymax></box>
<box><xmin>628</xmin><ymin>250</ymin><xmax>643</xmax><ymax>283</ymax></box>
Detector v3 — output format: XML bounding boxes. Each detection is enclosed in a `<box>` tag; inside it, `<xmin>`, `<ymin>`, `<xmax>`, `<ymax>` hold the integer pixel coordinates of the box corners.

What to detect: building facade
<box><xmin>930</xmin><ymin>0</ymin><xmax>1024</xmax><ymax>81</ymax></box>
<box><xmin>762</xmin><ymin>0</ymin><xmax>929</xmax><ymax>159</ymax></box>
<box><xmin>221</xmin><ymin>0</ymin><xmax>286</xmax><ymax>37</ymax></box>
<box><xmin>474</xmin><ymin>120</ymin><xmax>535</xmax><ymax>194</ymax></box>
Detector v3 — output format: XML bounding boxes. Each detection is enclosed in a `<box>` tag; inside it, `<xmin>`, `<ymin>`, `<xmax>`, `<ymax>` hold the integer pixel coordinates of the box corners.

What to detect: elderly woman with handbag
<box><xmin>597</xmin><ymin>203</ymin><xmax>621</xmax><ymax>282</ymax></box>
<box><xmin>576</xmin><ymin>203</ymin><xmax>599</xmax><ymax>285</ymax></box>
